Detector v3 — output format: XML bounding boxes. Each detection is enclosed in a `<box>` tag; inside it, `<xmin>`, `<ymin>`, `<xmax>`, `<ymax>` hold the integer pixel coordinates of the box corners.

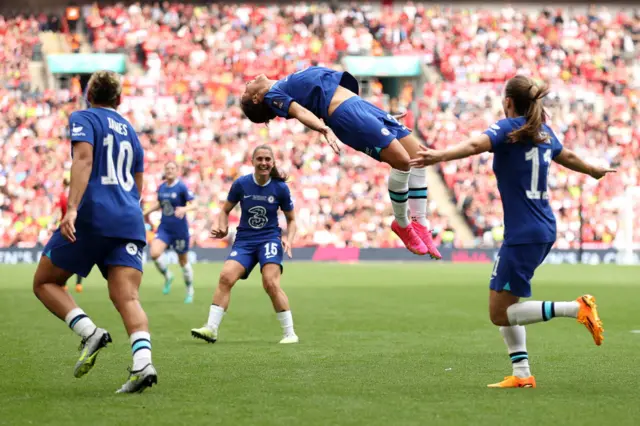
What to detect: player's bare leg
<box><xmin>149</xmin><ymin>239</ymin><xmax>173</xmax><ymax>294</ymax></box>
<box><xmin>262</xmin><ymin>263</ymin><xmax>298</xmax><ymax>344</ymax></box>
<box><xmin>178</xmin><ymin>252</ymin><xmax>194</xmax><ymax>304</ymax></box>
<box><xmin>487</xmin><ymin>289</ymin><xmax>604</xmax><ymax>388</ymax></box>
<box><xmin>191</xmin><ymin>260</ymin><xmax>245</xmax><ymax>343</ymax></box>
<box><xmin>397</xmin><ymin>133</ymin><xmax>441</xmax><ymax>259</ymax></box>
<box><xmin>380</xmin><ymin>140</ymin><xmax>427</xmax><ymax>256</ymax></box>
<box><xmin>33</xmin><ymin>255</ymin><xmax>111</xmax><ymax>378</ymax></box>
<box><xmin>108</xmin><ymin>265</ymin><xmax>157</xmax><ymax>393</ymax></box>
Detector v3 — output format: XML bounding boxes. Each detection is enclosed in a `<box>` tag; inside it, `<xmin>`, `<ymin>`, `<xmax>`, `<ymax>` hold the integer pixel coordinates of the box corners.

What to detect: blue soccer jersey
<box><xmin>264</xmin><ymin>66</ymin><xmax>360</xmax><ymax>120</ymax></box>
<box><xmin>158</xmin><ymin>180</ymin><xmax>194</xmax><ymax>235</ymax></box>
<box><xmin>483</xmin><ymin>117</ymin><xmax>564</xmax><ymax>245</ymax></box>
<box><xmin>68</xmin><ymin>107</ymin><xmax>146</xmax><ymax>244</ymax></box>
<box><xmin>228</xmin><ymin>174</ymin><xmax>294</xmax><ymax>244</ymax></box>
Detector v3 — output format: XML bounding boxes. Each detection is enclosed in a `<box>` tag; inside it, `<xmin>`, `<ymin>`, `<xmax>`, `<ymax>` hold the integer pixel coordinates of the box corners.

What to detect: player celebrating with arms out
<box><xmin>191</xmin><ymin>145</ymin><xmax>299</xmax><ymax>344</ymax></box>
<box><xmin>143</xmin><ymin>161</ymin><xmax>197</xmax><ymax>303</ymax></box>
<box><xmin>411</xmin><ymin>75</ymin><xmax>615</xmax><ymax>389</ymax></box>
<box><xmin>241</xmin><ymin>66</ymin><xmax>440</xmax><ymax>259</ymax></box>
<box><xmin>34</xmin><ymin>71</ymin><xmax>157</xmax><ymax>393</ymax></box>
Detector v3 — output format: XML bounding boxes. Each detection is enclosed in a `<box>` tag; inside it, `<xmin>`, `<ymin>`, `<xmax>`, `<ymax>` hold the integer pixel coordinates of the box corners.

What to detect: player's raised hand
<box><xmin>319</xmin><ymin>125</ymin><xmax>340</xmax><ymax>154</ymax></box>
<box><xmin>210</xmin><ymin>224</ymin><xmax>228</xmax><ymax>239</ymax></box>
<box><xmin>60</xmin><ymin>209</ymin><xmax>78</xmax><ymax>243</ymax></box>
<box><xmin>409</xmin><ymin>148</ymin><xmax>444</xmax><ymax>168</ymax></box>
<box><xmin>590</xmin><ymin>166</ymin><xmax>617</xmax><ymax>180</ymax></box>
<box><xmin>174</xmin><ymin>206</ymin><xmax>187</xmax><ymax>219</ymax></box>
<box><xmin>282</xmin><ymin>239</ymin><xmax>293</xmax><ymax>259</ymax></box>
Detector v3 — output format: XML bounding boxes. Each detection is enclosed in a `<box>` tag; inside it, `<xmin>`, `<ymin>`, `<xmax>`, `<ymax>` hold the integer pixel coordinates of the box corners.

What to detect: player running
<box><xmin>240</xmin><ymin>66</ymin><xmax>440</xmax><ymax>259</ymax></box>
<box><xmin>191</xmin><ymin>145</ymin><xmax>299</xmax><ymax>344</ymax></box>
<box><xmin>34</xmin><ymin>71</ymin><xmax>157</xmax><ymax>393</ymax></box>
<box><xmin>143</xmin><ymin>161</ymin><xmax>196</xmax><ymax>303</ymax></box>
<box><xmin>410</xmin><ymin>75</ymin><xmax>615</xmax><ymax>388</ymax></box>
<box><xmin>56</xmin><ymin>176</ymin><xmax>84</xmax><ymax>293</ymax></box>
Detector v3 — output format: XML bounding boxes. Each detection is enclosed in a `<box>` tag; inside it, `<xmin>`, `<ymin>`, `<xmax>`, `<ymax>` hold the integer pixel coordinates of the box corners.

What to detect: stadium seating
<box><xmin>0</xmin><ymin>4</ymin><xmax>638</xmax><ymax>249</ymax></box>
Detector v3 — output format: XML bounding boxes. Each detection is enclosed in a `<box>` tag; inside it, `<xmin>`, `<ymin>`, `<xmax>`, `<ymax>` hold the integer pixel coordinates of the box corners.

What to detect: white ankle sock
<box><xmin>276</xmin><ymin>310</ymin><xmax>295</xmax><ymax>337</ymax></box>
<box><xmin>500</xmin><ymin>325</ymin><xmax>531</xmax><ymax>378</ymax></box>
<box><xmin>207</xmin><ymin>304</ymin><xmax>225</xmax><ymax>330</ymax></box>
<box><xmin>507</xmin><ymin>301</ymin><xmax>580</xmax><ymax>325</ymax></box>
<box><xmin>388</xmin><ymin>169</ymin><xmax>410</xmax><ymax>227</ymax></box>
<box><xmin>130</xmin><ymin>331</ymin><xmax>152</xmax><ymax>371</ymax></box>
<box><xmin>64</xmin><ymin>308</ymin><xmax>97</xmax><ymax>338</ymax></box>
<box><xmin>408</xmin><ymin>167</ymin><xmax>428</xmax><ymax>227</ymax></box>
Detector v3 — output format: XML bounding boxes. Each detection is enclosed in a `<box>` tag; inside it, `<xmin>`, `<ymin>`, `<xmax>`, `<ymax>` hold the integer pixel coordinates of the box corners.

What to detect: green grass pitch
<box><xmin>1</xmin><ymin>262</ymin><xmax>639</xmax><ymax>426</ymax></box>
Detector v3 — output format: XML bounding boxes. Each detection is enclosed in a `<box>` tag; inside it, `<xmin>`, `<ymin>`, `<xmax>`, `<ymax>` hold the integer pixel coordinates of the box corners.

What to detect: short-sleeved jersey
<box><xmin>483</xmin><ymin>117</ymin><xmax>564</xmax><ymax>245</ymax></box>
<box><xmin>69</xmin><ymin>107</ymin><xmax>146</xmax><ymax>244</ymax></box>
<box><xmin>227</xmin><ymin>174</ymin><xmax>294</xmax><ymax>243</ymax></box>
<box><xmin>264</xmin><ymin>66</ymin><xmax>360</xmax><ymax>121</ymax></box>
<box><xmin>158</xmin><ymin>180</ymin><xmax>194</xmax><ymax>234</ymax></box>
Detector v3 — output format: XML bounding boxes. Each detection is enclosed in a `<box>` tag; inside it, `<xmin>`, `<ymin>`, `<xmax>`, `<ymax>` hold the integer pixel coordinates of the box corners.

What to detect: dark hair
<box><xmin>252</xmin><ymin>144</ymin><xmax>288</xmax><ymax>182</ymax></box>
<box><xmin>505</xmin><ymin>75</ymin><xmax>550</xmax><ymax>144</ymax></box>
<box><xmin>241</xmin><ymin>97</ymin><xmax>276</xmax><ymax>124</ymax></box>
<box><xmin>87</xmin><ymin>70</ymin><xmax>122</xmax><ymax>109</ymax></box>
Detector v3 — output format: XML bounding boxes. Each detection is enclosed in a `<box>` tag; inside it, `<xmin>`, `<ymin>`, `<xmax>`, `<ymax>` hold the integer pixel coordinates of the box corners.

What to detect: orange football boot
<box><xmin>576</xmin><ymin>294</ymin><xmax>604</xmax><ymax>346</ymax></box>
<box><xmin>76</xmin><ymin>284</ymin><xmax>83</xmax><ymax>293</ymax></box>
<box><xmin>488</xmin><ymin>375</ymin><xmax>536</xmax><ymax>388</ymax></box>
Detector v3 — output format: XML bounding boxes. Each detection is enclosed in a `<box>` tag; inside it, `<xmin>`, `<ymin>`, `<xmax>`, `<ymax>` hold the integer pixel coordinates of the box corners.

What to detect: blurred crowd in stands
<box><xmin>0</xmin><ymin>3</ymin><xmax>638</xmax><ymax>249</ymax></box>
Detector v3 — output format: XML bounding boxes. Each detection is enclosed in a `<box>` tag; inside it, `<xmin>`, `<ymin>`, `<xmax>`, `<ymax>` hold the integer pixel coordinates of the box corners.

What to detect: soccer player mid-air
<box><xmin>56</xmin><ymin>176</ymin><xmax>84</xmax><ymax>293</ymax></box>
<box><xmin>33</xmin><ymin>71</ymin><xmax>157</xmax><ymax>393</ymax></box>
<box><xmin>240</xmin><ymin>66</ymin><xmax>441</xmax><ymax>260</ymax></box>
<box><xmin>410</xmin><ymin>75</ymin><xmax>615</xmax><ymax>388</ymax></box>
<box><xmin>191</xmin><ymin>145</ymin><xmax>299</xmax><ymax>344</ymax></box>
<box><xmin>143</xmin><ymin>161</ymin><xmax>196</xmax><ymax>303</ymax></box>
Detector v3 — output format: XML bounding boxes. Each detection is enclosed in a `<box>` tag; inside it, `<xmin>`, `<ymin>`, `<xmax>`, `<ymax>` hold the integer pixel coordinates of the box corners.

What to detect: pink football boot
<box><xmin>391</xmin><ymin>220</ymin><xmax>428</xmax><ymax>255</ymax></box>
<box><xmin>411</xmin><ymin>221</ymin><xmax>442</xmax><ymax>259</ymax></box>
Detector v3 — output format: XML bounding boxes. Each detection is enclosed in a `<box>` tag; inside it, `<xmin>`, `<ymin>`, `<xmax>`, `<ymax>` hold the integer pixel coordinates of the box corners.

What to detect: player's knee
<box><xmin>109</xmin><ymin>286</ymin><xmax>139</xmax><ymax>311</ymax></box>
<box><xmin>218</xmin><ymin>271</ymin><xmax>237</xmax><ymax>291</ymax></box>
<box><xmin>489</xmin><ymin>309</ymin><xmax>510</xmax><ymax>326</ymax></box>
<box><xmin>262</xmin><ymin>277</ymin><xmax>280</xmax><ymax>296</ymax></box>
<box><xmin>150</xmin><ymin>247</ymin><xmax>162</xmax><ymax>260</ymax></box>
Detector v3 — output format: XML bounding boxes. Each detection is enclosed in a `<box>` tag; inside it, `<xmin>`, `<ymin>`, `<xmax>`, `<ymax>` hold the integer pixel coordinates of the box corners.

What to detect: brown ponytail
<box><xmin>505</xmin><ymin>76</ymin><xmax>551</xmax><ymax>144</ymax></box>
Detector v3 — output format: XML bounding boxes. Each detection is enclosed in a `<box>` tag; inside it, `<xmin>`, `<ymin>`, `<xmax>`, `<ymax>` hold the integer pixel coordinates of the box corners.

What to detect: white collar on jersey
<box><xmin>165</xmin><ymin>179</ymin><xmax>180</xmax><ymax>188</ymax></box>
<box><xmin>252</xmin><ymin>174</ymin><xmax>271</xmax><ymax>187</ymax></box>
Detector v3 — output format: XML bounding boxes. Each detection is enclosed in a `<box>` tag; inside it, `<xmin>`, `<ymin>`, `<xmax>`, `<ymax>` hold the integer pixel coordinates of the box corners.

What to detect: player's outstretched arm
<box><xmin>410</xmin><ymin>134</ymin><xmax>492</xmax><ymax>167</ymax></box>
<box><xmin>211</xmin><ymin>200</ymin><xmax>237</xmax><ymax>239</ymax></box>
<box><xmin>63</xmin><ymin>142</ymin><xmax>94</xmax><ymax>242</ymax></box>
<box><xmin>287</xmin><ymin>102</ymin><xmax>340</xmax><ymax>154</ymax></box>
<box><xmin>282</xmin><ymin>210</ymin><xmax>297</xmax><ymax>258</ymax></box>
<box><xmin>553</xmin><ymin>148</ymin><xmax>616</xmax><ymax>180</ymax></box>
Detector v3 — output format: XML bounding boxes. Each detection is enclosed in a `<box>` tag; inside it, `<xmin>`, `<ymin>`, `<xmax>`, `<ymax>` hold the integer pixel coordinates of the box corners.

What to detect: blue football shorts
<box><xmin>226</xmin><ymin>238</ymin><xmax>284</xmax><ymax>280</ymax></box>
<box><xmin>489</xmin><ymin>242</ymin><xmax>554</xmax><ymax>298</ymax></box>
<box><xmin>326</xmin><ymin>96</ymin><xmax>411</xmax><ymax>161</ymax></box>
<box><xmin>155</xmin><ymin>224</ymin><xmax>190</xmax><ymax>254</ymax></box>
<box><xmin>44</xmin><ymin>229</ymin><xmax>145</xmax><ymax>279</ymax></box>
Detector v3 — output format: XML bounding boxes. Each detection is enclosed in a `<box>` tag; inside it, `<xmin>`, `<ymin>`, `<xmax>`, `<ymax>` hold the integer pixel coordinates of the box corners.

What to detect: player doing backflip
<box><xmin>34</xmin><ymin>71</ymin><xmax>157</xmax><ymax>393</ymax></box>
<box><xmin>191</xmin><ymin>145</ymin><xmax>299</xmax><ymax>344</ymax></box>
<box><xmin>143</xmin><ymin>161</ymin><xmax>197</xmax><ymax>303</ymax></box>
<box><xmin>410</xmin><ymin>75</ymin><xmax>614</xmax><ymax>388</ymax></box>
<box><xmin>240</xmin><ymin>66</ymin><xmax>440</xmax><ymax>259</ymax></box>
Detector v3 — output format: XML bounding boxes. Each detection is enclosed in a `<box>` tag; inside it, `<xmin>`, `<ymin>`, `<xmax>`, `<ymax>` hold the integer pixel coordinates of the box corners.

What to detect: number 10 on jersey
<box><xmin>101</xmin><ymin>134</ymin><xmax>135</xmax><ymax>192</ymax></box>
